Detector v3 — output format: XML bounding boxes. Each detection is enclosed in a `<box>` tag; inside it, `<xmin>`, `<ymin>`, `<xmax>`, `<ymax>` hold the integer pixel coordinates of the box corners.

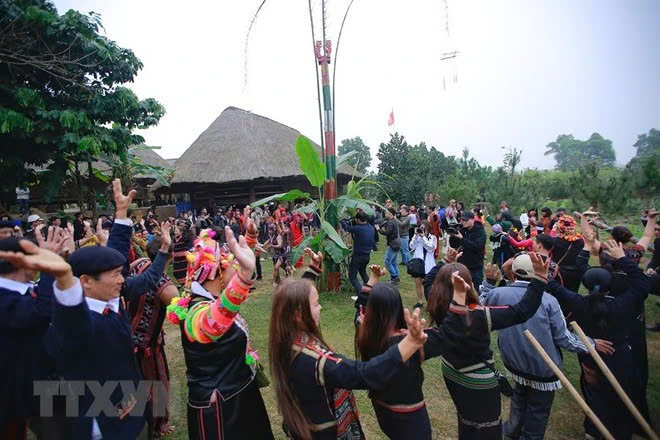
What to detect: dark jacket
<box><xmin>107</xmin><ymin>221</ymin><xmax>169</xmax><ymax>299</ymax></box>
<box><xmin>457</xmin><ymin>221</ymin><xmax>486</xmax><ymax>269</ymax></box>
<box><xmin>45</xmin><ymin>280</ymin><xmax>147</xmax><ymax>440</ymax></box>
<box><xmin>0</xmin><ymin>277</ymin><xmax>53</xmax><ymax>425</ymax></box>
<box><xmin>378</xmin><ymin>218</ymin><xmax>400</xmax><ymax>249</ymax></box>
<box><xmin>424</xmin><ymin>278</ymin><xmax>548</xmax><ymax>371</ymax></box>
<box><xmin>546</xmin><ymin>256</ymin><xmax>649</xmax><ymax>346</ymax></box>
<box><xmin>340</xmin><ymin>220</ymin><xmax>374</xmax><ymax>256</ymax></box>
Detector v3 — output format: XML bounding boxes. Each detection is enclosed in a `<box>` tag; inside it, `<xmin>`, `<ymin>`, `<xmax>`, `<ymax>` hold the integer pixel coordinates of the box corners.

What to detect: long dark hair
<box><xmin>269</xmin><ymin>279</ymin><xmax>329</xmax><ymax>440</ymax></box>
<box><xmin>427</xmin><ymin>263</ymin><xmax>478</xmax><ymax>325</ymax></box>
<box><xmin>356</xmin><ymin>283</ymin><xmax>406</xmax><ymax>361</ymax></box>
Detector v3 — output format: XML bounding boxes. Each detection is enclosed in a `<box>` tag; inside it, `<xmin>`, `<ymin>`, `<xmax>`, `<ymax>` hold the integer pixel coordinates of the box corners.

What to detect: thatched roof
<box><xmin>91</xmin><ymin>146</ymin><xmax>172</xmax><ymax>178</ymax></box>
<box><xmin>169</xmin><ymin>106</ymin><xmax>358</xmax><ymax>185</ymax></box>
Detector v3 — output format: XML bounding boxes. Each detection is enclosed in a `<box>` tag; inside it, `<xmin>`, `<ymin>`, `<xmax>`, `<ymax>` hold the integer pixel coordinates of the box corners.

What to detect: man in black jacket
<box><xmin>376</xmin><ymin>208</ymin><xmax>401</xmax><ymax>283</ymax></box>
<box><xmin>340</xmin><ymin>211</ymin><xmax>375</xmax><ymax>295</ymax></box>
<box><xmin>456</xmin><ymin>211</ymin><xmax>486</xmax><ymax>289</ymax></box>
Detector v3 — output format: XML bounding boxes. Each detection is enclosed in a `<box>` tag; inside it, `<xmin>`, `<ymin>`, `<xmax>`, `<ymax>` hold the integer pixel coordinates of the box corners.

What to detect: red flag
<box><xmin>387</xmin><ymin>110</ymin><xmax>394</xmax><ymax>127</ymax></box>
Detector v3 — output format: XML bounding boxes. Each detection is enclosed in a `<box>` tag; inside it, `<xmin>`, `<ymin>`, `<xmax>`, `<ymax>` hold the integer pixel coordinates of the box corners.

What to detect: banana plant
<box><xmin>251</xmin><ymin>135</ymin><xmax>381</xmax><ymax>267</ymax></box>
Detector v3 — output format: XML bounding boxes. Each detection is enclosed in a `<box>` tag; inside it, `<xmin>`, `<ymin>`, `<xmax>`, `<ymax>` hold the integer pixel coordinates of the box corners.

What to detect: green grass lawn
<box><xmin>162</xmin><ymin>247</ymin><xmax>660</xmax><ymax>439</ymax></box>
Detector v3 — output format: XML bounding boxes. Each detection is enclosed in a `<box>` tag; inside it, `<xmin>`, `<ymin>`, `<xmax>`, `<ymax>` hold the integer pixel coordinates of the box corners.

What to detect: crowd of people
<box><xmin>0</xmin><ymin>181</ymin><xmax>659</xmax><ymax>440</ymax></box>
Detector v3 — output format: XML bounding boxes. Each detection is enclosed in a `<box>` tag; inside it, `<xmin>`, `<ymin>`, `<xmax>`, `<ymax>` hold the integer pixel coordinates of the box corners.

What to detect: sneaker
<box><xmin>413</xmin><ymin>302</ymin><xmax>424</xmax><ymax>310</ymax></box>
<box><xmin>249</xmin><ymin>286</ymin><xmax>256</xmax><ymax>292</ymax></box>
<box><xmin>390</xmin><ymin>277</ymin><xmax>400</xmax><ymax>284</ymax></box>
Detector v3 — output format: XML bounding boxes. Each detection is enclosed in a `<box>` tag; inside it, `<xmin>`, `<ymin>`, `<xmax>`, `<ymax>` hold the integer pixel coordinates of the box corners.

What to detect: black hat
<box><xmin>0</xmin><ymin>220</ymin><xmax>14</xmax><ymax>229</ymax></box>
<box><xmin>0</xmin><ymin>237</ymin><xmax>29</xmax><ymax>274</ymax></box>
<box><xmin>582</xmin><ymin>267</ymin><xmax>613</xmax><ymax>294</ymax></box>
<box><xmin>461</xmin><ymin>211</ymin><xmax>475</xmax><ymax>221</ymax></box>
<box><xmin>67</xmin><ymin>246</ymin><xmax>126</xmax><ymax>277</ymax></box>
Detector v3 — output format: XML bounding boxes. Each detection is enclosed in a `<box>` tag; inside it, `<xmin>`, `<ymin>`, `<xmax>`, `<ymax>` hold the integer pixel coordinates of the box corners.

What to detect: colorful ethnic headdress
<box><xmin>555</xmin><ymin>215</ymin><xmax>582</xmax><ymax>242</ymax></box>
<box><xmin>166</xmin><ymin>229</ymin><xmax>239</xmax><ymax>324</ymax></box>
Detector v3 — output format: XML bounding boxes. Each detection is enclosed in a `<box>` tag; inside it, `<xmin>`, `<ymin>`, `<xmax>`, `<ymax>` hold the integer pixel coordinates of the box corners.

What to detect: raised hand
<box><xmin>36</xmin><ymin>226</ymin><xmax>65</xmax><ymax>254</ymax></box>
<box><xmin>95</xmin><ymin>218</ymin><xmax>109</xmax><ymax>247</ymax></box>
<box><xmin>648</xmin><ymin>210</ymin><xmax>659</xmax><ymax>219</ymax></box>
<box><xmin>403</xmin><ymin>307</ymin><xmax>428</xmax><ymax>346</ymax></box>
<box><xmin>369</xmin><ymin>265</ymin><xmax>386</xmax><ymax>278</ymax></box>
<box><xmin>529</xmin><ymin>252</ymin><xmax>550</xmax><ymax>279</ymax></box>
<box><xmin>225</xmin><ymin>225</ymin><xmax>255</xmax><ymax>278</ymax></box>
<box><xmin>60</xmin><ymin>228</ymin><xmax>76</xmax><ymax>255</ymax></box>
<box><xmin>601</xmin><ymin>239</ymin><xmax>625</xmax><ymax>260</ymax></box>
<box><xmin>304</xmin><ymin>247</ymin><xmax>323</xmax><ymax>267</ymax></box>
<box><xmin>444</xmin><ymin>247</ymin><xmax>462</xmax><ymax>264</ymax></box>
<box><xmin>159</xmin><ymin>221</ymin><xmax>172</xmax><ymax>251</ymax></box>
<box><xmin>0</xmin><ymin>239</ymin><xmax>71</xmax><ymax>278</ymax></box>
<box><xmin>451</xmin><ymin>271</ymin><xmax>471</xmax><ymax>292</ymax></box>
<box><xmin>112</xmin><ymin>179</ymin><xmax>136</xmax><ymax>219</ymax></box>
<box><xmin>594</xmin><ymin>339</ymin><xmax>615</xmax><ymax>356</ymax></box>
<box><xmin>485</xmin><ymin>263</ymin><xmax>501</xmax><ymax>283</ymax></box>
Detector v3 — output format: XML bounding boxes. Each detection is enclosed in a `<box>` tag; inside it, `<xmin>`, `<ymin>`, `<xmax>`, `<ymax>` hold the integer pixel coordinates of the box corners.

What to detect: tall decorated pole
<box><xmin>314</xmin><ymin>36</ymin><xmax>340</xmax><ymax>290</ymax></box>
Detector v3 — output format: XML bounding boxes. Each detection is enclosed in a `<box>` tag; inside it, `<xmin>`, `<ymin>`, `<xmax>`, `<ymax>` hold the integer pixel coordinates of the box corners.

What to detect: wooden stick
<box><xmin>570</xmin><ymin>322</ymin><xmax>659</xmax><ymax>440</ymax></box>
<box><xmin>523</xmin><ymin>329</ymin><xmax>614</xmax><ymax>440</ymax></box>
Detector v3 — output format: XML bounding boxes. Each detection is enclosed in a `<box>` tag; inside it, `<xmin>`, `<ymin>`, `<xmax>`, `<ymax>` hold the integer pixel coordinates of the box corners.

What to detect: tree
<box><xmin>544</xmin><ymin>133</ymin><xmax>616</xmax><ymax>171</ymax></box>
<box><xmin>628</xmin><ymin>128</ymin><xmax>660</xmax><ymax>207</ymax></box>
<box><xmin>569</xmin><ymin>164</ymin><xmax>632</xmax><ymax>212</ymax></box>
<box><xmin>0</xmin><ymin>0</ymin><xmax>165</xmax><ymax>208</ymax></box>
<box><xmin>338</xmin><ymin>137</ymin><xmax>371</xmax><ymax>174</ymax></box>
<box><xmin>633</xmin><ymin>128</ymin><xmax>660</xmax><ymax>157</ymax></box>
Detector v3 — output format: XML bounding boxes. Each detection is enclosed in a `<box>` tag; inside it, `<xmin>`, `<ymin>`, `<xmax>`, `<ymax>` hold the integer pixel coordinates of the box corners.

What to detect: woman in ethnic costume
<box><xmin>424</xmin><ymin>255</ymin><xmax>550</xmax><ymax>439</ymax></box>
<box><xmin>127</xmin><ymin>231</ymin><xmax>179</xmax><ymax>437</ymax></box>
<box><xmin>269</xmin><ymin>249</ymin><xmax>428</xmax><ymax>440</ymax></box>
<box><xmin>355</xmin><ymin>266</ymin><xmax>433</xmax><ymax>439</ymax></box>
<box><xmin>167</xmin><ymin>219</ymin><xmax>273</xmax><ymax>439</ymax></box>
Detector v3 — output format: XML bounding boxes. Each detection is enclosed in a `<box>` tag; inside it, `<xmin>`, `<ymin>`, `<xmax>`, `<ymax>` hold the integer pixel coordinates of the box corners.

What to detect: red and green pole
<box><xmin>315</xmin><ymin>39</ymin><xmax>340</xmax><ymax>291</ymax></box>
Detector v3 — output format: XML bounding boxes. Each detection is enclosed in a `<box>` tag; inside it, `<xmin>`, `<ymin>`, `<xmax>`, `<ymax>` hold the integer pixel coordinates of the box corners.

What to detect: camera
<box><xmin>446</xmin><ymin>225</ymin><xmax>460</xmax><ymax>235</ymax></box>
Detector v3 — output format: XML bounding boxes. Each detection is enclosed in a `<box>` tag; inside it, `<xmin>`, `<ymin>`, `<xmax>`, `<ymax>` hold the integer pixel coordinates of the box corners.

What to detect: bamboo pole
<box><xmin>523</xmin><ymin>329</ymin><xmax>614</xmax><ymax>440</ymax></box>
<box><xmin>569</xmin><ymin>322</ymin><xmax>659</xmax><ymax>440</ymax></box>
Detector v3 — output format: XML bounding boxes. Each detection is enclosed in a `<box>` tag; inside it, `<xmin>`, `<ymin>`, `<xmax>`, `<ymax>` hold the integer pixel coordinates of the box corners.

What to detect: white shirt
<box><xmin>0</xmin><ymin>276</ymin><xmax>33</xmax><ymax>295</ymax></box>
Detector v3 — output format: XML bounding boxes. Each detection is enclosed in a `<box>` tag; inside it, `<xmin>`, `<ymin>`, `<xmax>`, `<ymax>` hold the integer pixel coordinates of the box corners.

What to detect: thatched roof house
<box><xmin>158</xmin><ymin>106</ymin><xmax>358</xmax><ymax>207</ymax></box>
<box><xmin>21</xmin><ymin>147</ymin><xmax>172</xmax><ymax>210</ymax></box>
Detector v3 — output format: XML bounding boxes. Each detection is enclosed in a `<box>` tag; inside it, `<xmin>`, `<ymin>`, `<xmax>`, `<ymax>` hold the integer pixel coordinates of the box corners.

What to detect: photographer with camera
<box><xmin>454</xmin><ymin>211</ymin><xmax>487</xmax><ymax>289</ymax></box>
<box><xmin>340</xmin><ymin>211</ymin><xmax>375</xmax><ymax>295</ymax></box>
<box><xmin>375</xmin><ymin>207</ymin><xmax>401</xmax><ymax>283</ymax></box>
<box><xmin>408</xmin><ymin>221</ymin><xmax>437</xmax><ymax>308</ymax></box>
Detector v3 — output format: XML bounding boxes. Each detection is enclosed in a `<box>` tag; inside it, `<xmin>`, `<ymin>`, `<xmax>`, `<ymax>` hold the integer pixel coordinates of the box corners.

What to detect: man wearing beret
<box><xmin>0</xmin><ymin>220</ymin><xmax>15</xmax><ymax>239</ymax></box>
<box><xmin>0</xmin><ymin>236</ymin><xmax>57</xmax><ymax>439</ymax></box>
<box><xmin>0</xmin><ymin>181</ymin><xmax>172</xmax><ymax>440</ymax></box>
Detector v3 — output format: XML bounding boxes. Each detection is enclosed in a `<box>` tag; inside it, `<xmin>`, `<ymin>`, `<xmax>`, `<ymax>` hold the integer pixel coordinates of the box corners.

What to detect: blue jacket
<box><xmin>480</xmin><ymin>280</ymin><xmax>593</xmax><ymax>390</ymax></box>
<box><xmin>0</xmin><ymin>277</ymin><xmax>53</xmax><ymax>425</ymax></box>
<box><xmin>340</xmin><ymin>220</ymin><xmax>374</xmax><ymax>256</ymax></box>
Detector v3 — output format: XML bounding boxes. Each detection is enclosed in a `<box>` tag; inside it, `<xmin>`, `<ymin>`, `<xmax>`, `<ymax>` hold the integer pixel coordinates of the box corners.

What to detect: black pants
<box><xmin>349</xmin><ymin>254</ymin><xmax>370</xmax><ymax>295</ymax></box>
<box><xmin>503</xmin><ymin>383</ymin><xmax>555</xmax><ymax>440</ymax></box>
<box><xmin>470</xmin><ymin>267</ymin><xmax>484</xmax><ymax>291</ymax></box>
<box><xmin>255</xmin><ymin>254</ymin><xmax>262</xmax><ymax>279</ymax></box>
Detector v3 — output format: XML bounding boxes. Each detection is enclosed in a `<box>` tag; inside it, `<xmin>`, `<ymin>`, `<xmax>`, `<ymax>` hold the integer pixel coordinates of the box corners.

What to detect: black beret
<box><xmin>67</xmin><ymin>246</ymin><xmax>126</xmax><ymax>277</ymax></box>
<box><xmin>0</xmin><ymin>237</ymin><xmax>26</xmax><ymax>274</ymax></box>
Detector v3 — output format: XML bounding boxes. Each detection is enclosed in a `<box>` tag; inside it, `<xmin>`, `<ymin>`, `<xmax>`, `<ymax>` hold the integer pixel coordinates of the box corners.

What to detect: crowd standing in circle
<box><xmin>0</xmin><ymin>183</ymin><xmax>658</xmax><ymax>440</ymax></box>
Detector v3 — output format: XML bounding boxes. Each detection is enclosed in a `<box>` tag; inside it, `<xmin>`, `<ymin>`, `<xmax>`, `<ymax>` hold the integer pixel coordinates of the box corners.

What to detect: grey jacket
<box><xmin>480</xmin><ymin>280</ymin><xmax>594</xmax><ymax>391</ymax></box>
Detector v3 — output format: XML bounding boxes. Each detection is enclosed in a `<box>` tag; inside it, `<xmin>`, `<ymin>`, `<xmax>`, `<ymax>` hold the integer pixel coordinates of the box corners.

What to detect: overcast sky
<box><xmin>54</xmin><ymin>0</ymin><xmax>660</xmax><ymax>171</ymax></box>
